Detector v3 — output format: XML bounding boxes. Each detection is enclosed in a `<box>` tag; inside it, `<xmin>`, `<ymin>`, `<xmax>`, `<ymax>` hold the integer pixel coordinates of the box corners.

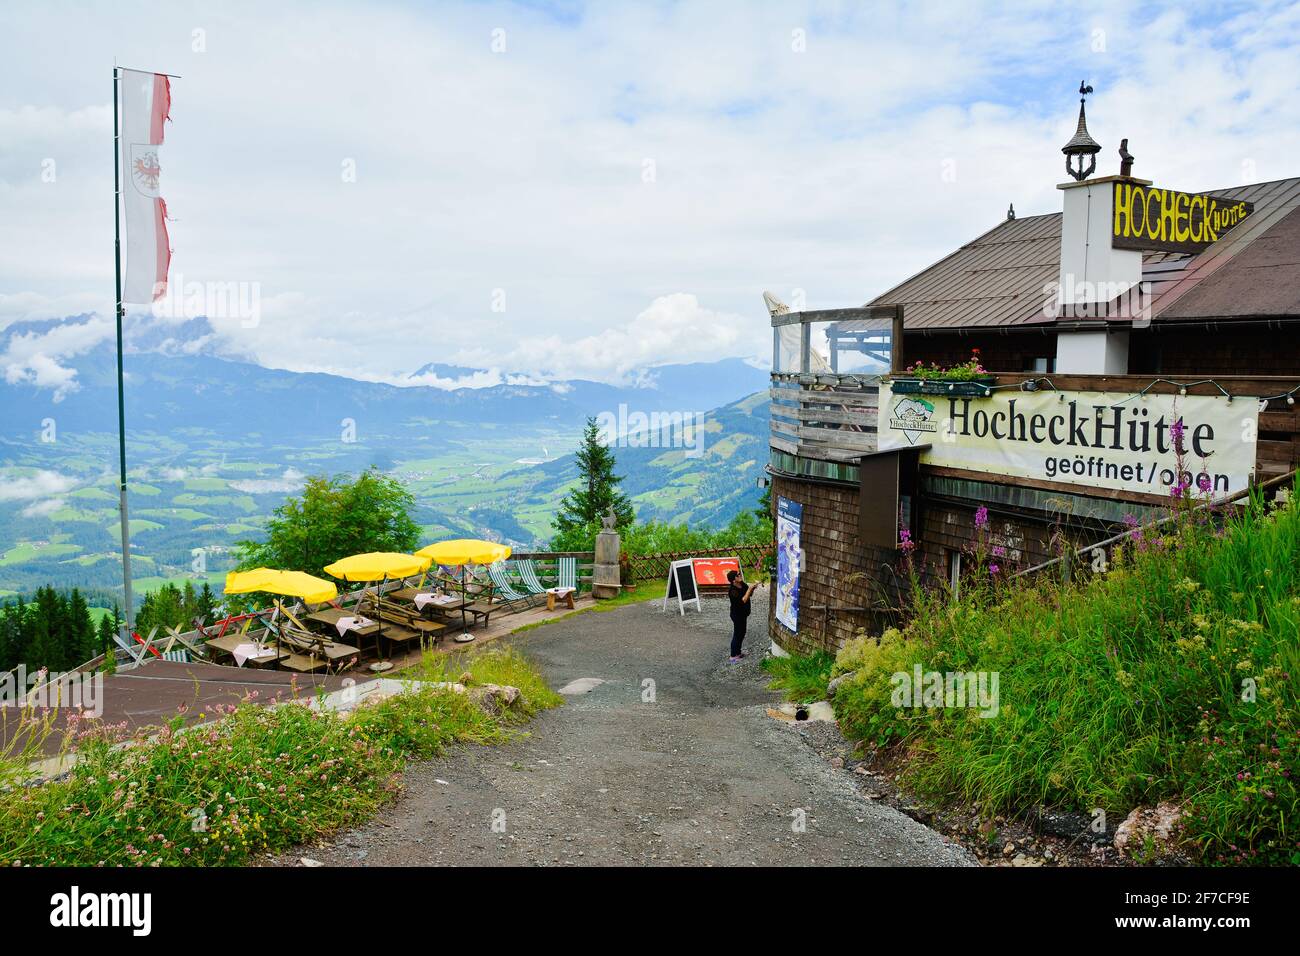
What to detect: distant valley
<box><xmin>0</xmin><ymin>315</ymin><xmax>769</xmax><ymax>603</ymax></box>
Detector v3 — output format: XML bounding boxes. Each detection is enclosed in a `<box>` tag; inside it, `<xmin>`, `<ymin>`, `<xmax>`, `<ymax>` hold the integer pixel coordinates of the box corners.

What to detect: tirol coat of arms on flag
<box><xmin>130</xmin><ymin>144</ymin><xmax>162</xmax><ymax>197</ymax></box>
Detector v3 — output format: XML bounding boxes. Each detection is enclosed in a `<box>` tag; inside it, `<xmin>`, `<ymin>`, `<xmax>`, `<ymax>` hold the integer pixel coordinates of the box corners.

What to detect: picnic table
<box><xmin>305</xmin><ymin>607</ymin><xmax>382</xmax><ymax>639</ymax></box>
<box><xmin>203</xmin><ymin>631</ymin><xmax>287</xmax><ymax>668</ymax></box>
<box><xmin>390</xmin><ymin>588</ymin><xmax>493</xmax><ymax>631</ymax></box>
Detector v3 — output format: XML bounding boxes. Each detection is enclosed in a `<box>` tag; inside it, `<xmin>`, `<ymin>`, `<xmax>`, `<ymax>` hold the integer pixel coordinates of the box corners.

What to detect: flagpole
<box><xmin>113</xmin><ymin>66</ymin><xmax>136</xmax><ymax>643</ymax></box>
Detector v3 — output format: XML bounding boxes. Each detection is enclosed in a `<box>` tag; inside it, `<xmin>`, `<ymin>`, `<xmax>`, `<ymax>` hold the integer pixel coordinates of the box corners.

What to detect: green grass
<box><xmin>182</xmin><ymin>477</ymin><xmax>228</xmax><ymax>491</ymax></box>
<box><xmin>0</xmin><ymin>542</ymin><xmax>82</xmax><ymax>566</ymax></box>
<box><xmin>136</xmin><ymin>508</ymin><xmax>215</xmax><ymax>522</ymax></box>
<box><xmin>107</xmin><ymin>519</ymin><xmax>164</xmax><ymax>540</ymax></box>
<box><xmin>0</xmin><ymin>646</ymin><xmax>559</xmax><ymax>866</ymax></box>
<box><xmin>68</xmin><ymin>487</ymin><xmax>116</xmax><ymax>503</ymax></box>
<box><xmin>831</xmin><ymin>489</ymin><xmax>1300</xmax><ymax>865</ymax></box>
<box><xmin>762</xmin><ymin>650</ymin><xmax>835</xmax><ymax>703</ymax></box>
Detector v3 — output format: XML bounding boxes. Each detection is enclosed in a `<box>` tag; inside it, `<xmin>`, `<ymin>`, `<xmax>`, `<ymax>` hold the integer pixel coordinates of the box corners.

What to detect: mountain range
<box><xmin>0</xmin><ymin>314</ymin><xmax>770</xmax><ymax>602</ymax></box>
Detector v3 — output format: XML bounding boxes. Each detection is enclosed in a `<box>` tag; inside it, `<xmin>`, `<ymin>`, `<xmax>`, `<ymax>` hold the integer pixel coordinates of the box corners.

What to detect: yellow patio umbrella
<box><xmin>416</xmin><ymin>539</ymin><xmax>511</xmax><ymax>567</ymax></box>
<box><xmin>225</xmin><ymin>568</ymin><xmax>338</xmax><ymax>604</ymax></box>
<box><xmin>322</xmin><ymin>552</ymin><xmax>432</xmax><ymax>657</ymax></box>
<box><xmin>417</xmin><ymin>538</ymin><xmax>512</xmax><ymax>597</ymax></box>
<box><xmin>224</xmin><ymin>568</ymin><xmax>339</xmax><ymax>669</ymax></box>
<box><xmin>322</xmin><ymin>552</ymin><xmax>431</xmax><ymax>581</ymax></box>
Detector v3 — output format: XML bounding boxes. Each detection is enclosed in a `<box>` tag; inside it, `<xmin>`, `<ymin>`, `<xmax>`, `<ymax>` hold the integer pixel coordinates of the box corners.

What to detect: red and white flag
<box><xmin>118</xmin><ymin>69</ymin><xmax>172</xmax><ymax>304</ymax></box>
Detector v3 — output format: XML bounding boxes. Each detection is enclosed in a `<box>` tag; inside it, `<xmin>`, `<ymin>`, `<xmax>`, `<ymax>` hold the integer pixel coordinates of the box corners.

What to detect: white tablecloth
<box><xmin>335</xmin><ymin>615</ymin><xmax>375</xmax><ymax>637</ymax></box>
<box><xmin>232</xmin><ymin>643</ymin><xmax>275</xmax><ymax>667</ymax></box>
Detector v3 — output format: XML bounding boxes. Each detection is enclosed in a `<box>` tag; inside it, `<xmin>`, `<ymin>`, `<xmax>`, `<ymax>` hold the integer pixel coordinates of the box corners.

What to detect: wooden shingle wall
<box><xmin>770</xmin><ymin>475</ymin><xmax>1061</xmax><ymax>656</ymax></box>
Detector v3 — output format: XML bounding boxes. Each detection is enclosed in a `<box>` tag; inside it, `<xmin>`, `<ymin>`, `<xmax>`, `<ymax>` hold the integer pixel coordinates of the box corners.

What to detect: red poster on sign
<box><xmin>693</xmin><ymin>557</ymin><xmax>740</xmax><ymax>585</ymax></box>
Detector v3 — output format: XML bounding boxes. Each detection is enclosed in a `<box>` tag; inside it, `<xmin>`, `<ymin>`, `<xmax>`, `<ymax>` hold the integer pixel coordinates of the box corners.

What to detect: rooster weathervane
<box><xmin>1061</xmin><ymin>81</ymin><xmax>1101</xmax><ymax>181</ymax></box>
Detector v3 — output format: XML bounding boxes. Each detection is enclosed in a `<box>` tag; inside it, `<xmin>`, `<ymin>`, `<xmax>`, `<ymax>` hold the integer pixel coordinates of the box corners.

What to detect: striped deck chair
<box><xmin>513</xmin><ymin>559</ymin><xmax>549</xmax><ymax>598</ymax></box>
<box><xmin>487</xmin><ymin>563</ymin><xmax>536</xmax><ymax>611</ymax></box>
<box><xmin>558</xmin><ymin>556</ymin><xmax>578</xmax><ymax>594</ymax></box>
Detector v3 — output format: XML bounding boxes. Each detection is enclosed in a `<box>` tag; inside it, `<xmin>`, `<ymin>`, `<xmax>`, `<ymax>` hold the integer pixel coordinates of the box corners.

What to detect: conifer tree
<box><xmin>552</xmin><ymin>416</ymin><xmax>634</xmax><ymax>549</ymax></box>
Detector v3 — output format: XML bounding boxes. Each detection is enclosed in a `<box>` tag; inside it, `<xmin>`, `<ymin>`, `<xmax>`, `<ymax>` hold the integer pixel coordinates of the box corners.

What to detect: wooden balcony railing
<box><xmin>770</xmin><ymin>371</ymin><xmax>880</xmax><ymax>463</ymax></box>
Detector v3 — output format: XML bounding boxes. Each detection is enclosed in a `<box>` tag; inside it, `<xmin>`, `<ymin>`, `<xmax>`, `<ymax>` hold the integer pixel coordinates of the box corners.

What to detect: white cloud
<box><xmin>1</xmin><ymin>315</ymin><xmax>115</xmax><ymax>400</ymax></box>
<box><xmin>20</xmin><ymin>497</ymin><xmax>65</xmax><ymax>519</ymax></box>
<box><xmin>229</xmin><ymin>468</ymin><xmax>306</xmax><ymax>495</ymax></box>
<box><xmin>0</xmin><ymin>469</ymin><xmax>78</xmax><ymax>501</ymax></box>
<box><xmin>459</xmin><ymin>293</ymin><xmax>760</xmax><ymax>383</ymax></box>
<box><xmin>1</xmin><ymin>1</ymin><xmax>1298</xmax><ymax>388</ymax></box>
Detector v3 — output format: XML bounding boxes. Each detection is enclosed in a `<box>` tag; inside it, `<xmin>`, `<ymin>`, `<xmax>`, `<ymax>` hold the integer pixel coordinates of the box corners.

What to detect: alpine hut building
<box><xmin>765</xmin><ymin>86</ymin><xmax>1300</xmax><ymax>655</ymax></box>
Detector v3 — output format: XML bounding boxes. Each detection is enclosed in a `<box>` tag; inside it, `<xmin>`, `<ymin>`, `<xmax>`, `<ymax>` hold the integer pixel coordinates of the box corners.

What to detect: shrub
<box><xmin>762</xmin><ymin>650</ymin><xmax>836</xmax><ymax>703</ymax></box>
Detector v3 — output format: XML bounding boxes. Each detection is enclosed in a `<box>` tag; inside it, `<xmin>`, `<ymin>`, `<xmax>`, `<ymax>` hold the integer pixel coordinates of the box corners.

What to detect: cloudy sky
<box><xmin>3</xmin><ymin>0</ymin><xmax>1300</xmax><ymax>390</ymax></box>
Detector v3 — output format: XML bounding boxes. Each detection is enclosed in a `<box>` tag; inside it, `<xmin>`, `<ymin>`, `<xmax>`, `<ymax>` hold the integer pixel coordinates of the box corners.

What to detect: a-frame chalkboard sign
<box><xmin>662</xmin><ymin>558</ymin><xmax>702</xmax><ymax>615</ymax></box>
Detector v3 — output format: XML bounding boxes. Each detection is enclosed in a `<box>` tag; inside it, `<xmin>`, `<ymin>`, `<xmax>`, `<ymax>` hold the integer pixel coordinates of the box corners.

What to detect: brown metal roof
<box><xmin>864</xmin><ymin>177</ymin><xmax>1300</xmax><ymax>331</ymax></box>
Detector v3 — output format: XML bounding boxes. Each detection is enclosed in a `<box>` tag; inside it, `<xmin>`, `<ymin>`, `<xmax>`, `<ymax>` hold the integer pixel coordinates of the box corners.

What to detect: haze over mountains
<box><xmin>1</xmin><ymin>313</ymin><xmax>770</xmax><ymax>603</ymax></box>
<box><xmin>2</xmin><ymin>314</ymin><xmax>767</xmax><ymax>439</ymax></box>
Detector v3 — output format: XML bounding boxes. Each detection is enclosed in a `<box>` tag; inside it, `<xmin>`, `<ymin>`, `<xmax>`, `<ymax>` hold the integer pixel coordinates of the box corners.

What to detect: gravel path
<box><xmin>272</xmin><ymin>592</ymin><xmax>975</xmax><ymax>867</ymax></box>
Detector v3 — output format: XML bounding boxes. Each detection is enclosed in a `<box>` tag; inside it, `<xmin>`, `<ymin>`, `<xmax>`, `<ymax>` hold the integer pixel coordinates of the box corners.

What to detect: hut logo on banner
<box><xmin>888</xmin><ymin>395</ymin><xmax>939</xmax><ymax>445</ymax></box>
<box><xmin>775</xmin><ymin>497</ymin><xmax>802</xmax><ymax>632</ymax></box>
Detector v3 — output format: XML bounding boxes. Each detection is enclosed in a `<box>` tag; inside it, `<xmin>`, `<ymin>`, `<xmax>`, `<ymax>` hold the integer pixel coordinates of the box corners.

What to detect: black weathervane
<box><xmin>1061</xmin><ymin>81</ymin><xmax>1101</xmax><ymax>182</ymax></box>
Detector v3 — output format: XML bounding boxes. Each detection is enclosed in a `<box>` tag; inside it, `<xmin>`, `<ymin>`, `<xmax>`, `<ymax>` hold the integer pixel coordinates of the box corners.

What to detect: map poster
<box><xmin>775</xmin><ymin>497</ymin><xmax>802</xmax><ymax>632</ymax></box>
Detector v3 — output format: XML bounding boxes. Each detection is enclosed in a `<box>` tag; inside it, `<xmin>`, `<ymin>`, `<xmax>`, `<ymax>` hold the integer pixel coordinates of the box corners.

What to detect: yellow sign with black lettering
<box><xmin>1112</xmin><ymin>181</ymin><xmax>1253</xmax><ymax>254</ymax></box>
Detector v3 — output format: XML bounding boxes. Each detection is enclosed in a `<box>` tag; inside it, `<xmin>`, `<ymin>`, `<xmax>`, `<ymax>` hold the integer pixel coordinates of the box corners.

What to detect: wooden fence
<box><xmin>624</xmin><ymin>544</ymin><xmax>771</xmax><ymax>583</ymax></box>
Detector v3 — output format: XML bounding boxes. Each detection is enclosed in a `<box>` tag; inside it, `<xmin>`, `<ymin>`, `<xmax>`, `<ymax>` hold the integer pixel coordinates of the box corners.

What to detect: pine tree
<box><xmin>0</xmin><ymin>597</ymin><xmax>27</xmax><ymax>672</ymax></box>
<box><xmin>552</xmin><ymin>417</ymin><xmax>634</xmax><ymax>549</ymax></box>
<box><xmin>28</xmin><ymin>587</ymin><xmax>64</xmax><ymax>672</ymax></box>
<box><xmin>196</xmin><ymin>583</ymin><xmax>217</xmax><ymax>625</ymax></box>
<box><xmin>67</xmin><ymin>589</ymin><xmax>97</xmax><ymax>665</ymax></box>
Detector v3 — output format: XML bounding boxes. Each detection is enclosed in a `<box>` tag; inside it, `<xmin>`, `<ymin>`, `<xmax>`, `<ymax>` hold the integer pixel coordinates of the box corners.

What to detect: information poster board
<box><xmin>662</xmin><ymin>558</ymin><xmax>701</xmax><ymax>615</ymax></box>
<box><xmin>775</xmin><ymin>497</ymin><xmax>802</xmax><ymax>632</ymax></box>
<box><xmin>693</xmin><ymin>557</ymin><xmax>740</xmax><ymax>586</ymax></box>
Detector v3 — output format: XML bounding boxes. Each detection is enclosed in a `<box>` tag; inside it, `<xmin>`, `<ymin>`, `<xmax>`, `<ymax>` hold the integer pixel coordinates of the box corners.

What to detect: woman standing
<box><xmin>726</xmin><ymin>568</ymin><xmax>759</xmax><ymax>663</ymax></box>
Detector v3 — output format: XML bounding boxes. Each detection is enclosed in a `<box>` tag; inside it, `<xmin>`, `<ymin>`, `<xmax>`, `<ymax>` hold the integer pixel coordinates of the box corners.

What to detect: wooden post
<box><xmin>890</xmin><ymin>304</ymin><xmax>905</xmax><ymax>373</ymax></box>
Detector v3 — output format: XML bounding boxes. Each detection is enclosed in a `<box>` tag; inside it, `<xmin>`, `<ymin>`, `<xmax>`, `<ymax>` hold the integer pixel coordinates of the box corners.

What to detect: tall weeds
<box><xmin>832</xmin><ymin>487</ymin><xmax>1299</xmax><ymax>864</ymax></box>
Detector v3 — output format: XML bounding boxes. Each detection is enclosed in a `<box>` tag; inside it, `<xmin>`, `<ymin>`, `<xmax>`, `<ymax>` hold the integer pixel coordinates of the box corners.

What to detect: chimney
<box><xmin>1053</xmin><ymin>83</ymin><xmax>1144</xmax><ymax>374</ymax></box>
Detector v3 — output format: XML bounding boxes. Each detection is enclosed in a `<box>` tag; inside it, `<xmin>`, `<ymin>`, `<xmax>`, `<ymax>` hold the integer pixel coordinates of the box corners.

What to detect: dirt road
<box><xmin>274</xmin><ymin>593</ymin><xmax>975</xmax><ymax>867</ymax></box>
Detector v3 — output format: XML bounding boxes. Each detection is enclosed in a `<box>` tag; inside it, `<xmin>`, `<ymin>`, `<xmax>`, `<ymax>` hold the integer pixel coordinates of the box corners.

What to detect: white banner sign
<box><xmin>119</xmin><ymin>69</ymin><xmax>172</xmax><ymax>304</ymax></box>
<box><xmin>877</xmin><ymin>384</ymin><xmax>1260</xmax><ymax>498</ymax></box>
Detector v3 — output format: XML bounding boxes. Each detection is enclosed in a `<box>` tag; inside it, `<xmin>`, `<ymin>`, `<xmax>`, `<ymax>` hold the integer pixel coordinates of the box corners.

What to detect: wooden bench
<box><xmin>358</xmin><ymin>596</ymin><xmax>446</xmax><ymax>646</ymax></box>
